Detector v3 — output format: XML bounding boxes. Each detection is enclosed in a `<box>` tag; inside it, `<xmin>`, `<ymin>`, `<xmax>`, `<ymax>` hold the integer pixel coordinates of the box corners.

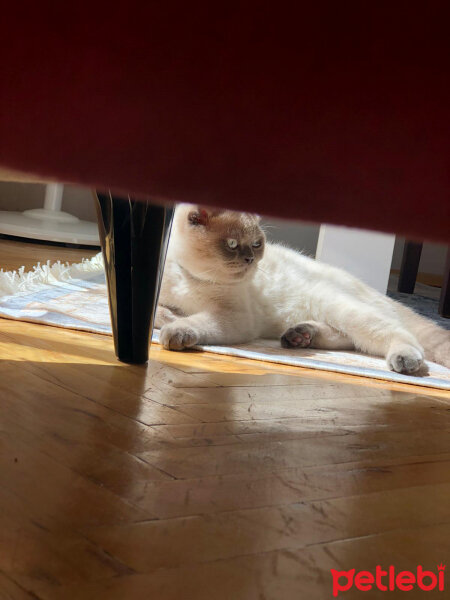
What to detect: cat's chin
<box><xmin>226</xmin><ymin>267</ymin><xmax>255</xmax><ymax>283</ymax></box>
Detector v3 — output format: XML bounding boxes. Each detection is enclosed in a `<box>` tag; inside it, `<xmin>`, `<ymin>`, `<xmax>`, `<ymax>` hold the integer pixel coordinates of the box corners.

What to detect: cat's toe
<box><xmin>281</xmin><ymin>323</ymin><xmax>317</xmax><ymax>349</ymax></box>
<box><xmin>160</xmin><ymin>325</ymin><xmax>199</xmax><ymax>351</ymax></box>
<box><xmin>387</xmin><ymin>346</ymin><xmax>424</xmax><ymax>374</ymax></box>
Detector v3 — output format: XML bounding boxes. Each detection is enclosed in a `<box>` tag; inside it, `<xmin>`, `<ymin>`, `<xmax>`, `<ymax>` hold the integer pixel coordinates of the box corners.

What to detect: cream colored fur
<box><xmin>157</xmin><ymin>205</ymin><xmax>450</xmax><ymax>374</ymax></box>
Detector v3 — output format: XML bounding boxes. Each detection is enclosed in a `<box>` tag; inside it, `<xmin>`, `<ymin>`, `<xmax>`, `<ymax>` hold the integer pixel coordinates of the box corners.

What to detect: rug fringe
<box><xmin>0</xmin><ymin>253</ymin><xmax>104</xmax><ymax>298</ymax></box>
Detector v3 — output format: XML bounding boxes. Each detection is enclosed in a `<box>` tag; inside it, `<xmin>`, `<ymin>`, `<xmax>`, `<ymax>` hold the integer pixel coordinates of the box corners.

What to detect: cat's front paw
<box><xmin>160</xmin><ymin>324</ymin><xmax>199</xmax><ymax>351</ymax></box>
<box><xmin>387</xmin><ymin>345</ymin><xmax>424</xmax><ymax>374</ymax></box>
<box><xmin>281</xmin><ymin>323</ymin><xmax>317</xmax><ymax>349</ymax></box>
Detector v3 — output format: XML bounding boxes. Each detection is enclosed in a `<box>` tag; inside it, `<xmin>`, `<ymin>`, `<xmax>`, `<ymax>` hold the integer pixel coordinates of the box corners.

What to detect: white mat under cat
<box><xmin>1</xmin><ymin>254</ymin><xmax>449</xmax><ymax>390</ymax></box>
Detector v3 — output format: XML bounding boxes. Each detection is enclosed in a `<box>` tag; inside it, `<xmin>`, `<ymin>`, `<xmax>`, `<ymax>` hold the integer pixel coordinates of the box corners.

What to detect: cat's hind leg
<box><xmin>308</xmin><ymin>293</ymin><xmax>425</xmax><ymax>374</ymax></box>
<box><xmin>281</xmin><ymin>321</ymin><xmax>354</xmax><ymax>350</ymax></box>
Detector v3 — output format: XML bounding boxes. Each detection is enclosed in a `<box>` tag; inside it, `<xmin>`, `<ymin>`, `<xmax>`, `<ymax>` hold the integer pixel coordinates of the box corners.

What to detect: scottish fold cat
<box><xmin>156</xmin><ymin>205</ymin><xmax>450</xmax><ymax>373</ymax></box>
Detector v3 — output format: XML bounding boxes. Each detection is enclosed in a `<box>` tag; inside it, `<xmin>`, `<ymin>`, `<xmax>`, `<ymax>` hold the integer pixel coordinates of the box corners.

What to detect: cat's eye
<box><xmin>227</xmin><ymin>238</ymin><xmax>238</xmax><ymax>249</ymax></box>
<box><xmin>252</xmin><ymin>240</ymin><xmax>262</xmax><ymax>248</ymax></box>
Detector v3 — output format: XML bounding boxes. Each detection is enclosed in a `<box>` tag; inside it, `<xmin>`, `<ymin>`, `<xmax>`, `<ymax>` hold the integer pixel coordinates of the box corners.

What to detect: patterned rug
<box><xmin>387</xmin><ymin>291</ymin><xmax>449</xmax><ymax>331</ymax></box>
<box><xmin>1</xmin><ymin>254</ymin><xmax>449</xmax><ymax>390</ymax></box>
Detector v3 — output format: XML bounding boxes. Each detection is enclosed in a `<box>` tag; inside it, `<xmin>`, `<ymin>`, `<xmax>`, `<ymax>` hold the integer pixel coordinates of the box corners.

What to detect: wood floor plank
<box><xmin>0</xmin><ymin>571</ymin><xmax>37</xmax><ymax>600</ymax></box>
<box><xmin>36</xmin><ymin>523</ymin><xmax>450</xmax><ymax>600</ymax></box>
<box><xmin>127</xmin><ymin>456</ymin><xmax>450</xmax><ymax>519</ymax></box>
<box><xmin>0</xmin><ymin>488</ymin><xmax>133</xmax><ymax>595</ymax></box>
<box><xmin>0</xmin><ymin>424</ymin><xmax>151</xmax><ymax>527</ymax></box>
<box><xmin>0</xmin><ymin>361</ymin><xmax>193</xmax><ymax>445</ymax></box>
<box><xmin>81</xmin><ymin>483</ymin><xmax>450</xmax><ymax>573</ymax></box>
<box><xmin>0</xmin><ymin>383</ymin><xmax>175</xmax><ymax>506</ymax></box>
<box><xmin>0</xmin><ymin>238</ymin><xmax>97</xmax><ymax>272</ymax></box>
<box><xmin>138</xmin><ymin>428</ymin><xmax>450</xmax><ymax>479</ymax></box>
<box><xmin>146</xmin><ymin>382</ymin><xmax>393</xmax><ymax>405</ymax></box>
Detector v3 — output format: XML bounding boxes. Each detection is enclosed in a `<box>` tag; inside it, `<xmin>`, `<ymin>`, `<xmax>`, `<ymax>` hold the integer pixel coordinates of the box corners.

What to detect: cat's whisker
<box><xmin>256</xmin><ymin>265</ymin><xmax>270</xmax><ymax>277</ymax></box>
<box><xmin>195</xmin><ymin>267</ymin><xmax>216</xmax><ymax>277</ymax></box>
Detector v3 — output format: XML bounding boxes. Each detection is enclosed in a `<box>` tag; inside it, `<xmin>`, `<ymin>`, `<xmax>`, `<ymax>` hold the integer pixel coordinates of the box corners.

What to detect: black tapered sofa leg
<box><xmin>95</xmin><ymin>191</ymin><xmax>174</xmax><ymax>364</ymax></box>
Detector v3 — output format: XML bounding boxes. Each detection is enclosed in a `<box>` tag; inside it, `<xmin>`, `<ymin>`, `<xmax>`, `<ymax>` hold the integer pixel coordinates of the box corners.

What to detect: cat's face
<box><xmin>173</xmin><ymin>205</ymin><xmax>265</xmax><ymax>284</ymax></box>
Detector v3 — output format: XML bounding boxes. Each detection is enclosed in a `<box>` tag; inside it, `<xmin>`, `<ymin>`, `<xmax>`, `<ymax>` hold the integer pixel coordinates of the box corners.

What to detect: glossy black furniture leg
<box><xmin>398</xmin><ymin>241</ymin><xmax>423</xmax><ymax>294</ymax></box>
<box><xmin>95</xmin><ymin>191</ymin><xmax>173</xmax><ymax>364</ymax></box>
<box><xmin>438</xmin><ymin>248</ymin><xmax>450</xmax><ymax>318</ymax></box>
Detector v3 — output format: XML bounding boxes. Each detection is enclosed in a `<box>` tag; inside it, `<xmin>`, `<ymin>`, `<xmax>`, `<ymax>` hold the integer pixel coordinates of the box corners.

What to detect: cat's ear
<box><xmin>187</xmin><ymin>206</ymin><xmax>223</xmax><ymax>226</ymax></box>
<box><xmin>188</xmin><ymin>208</ymin><xmax>210</xmax><ymax>226</ymax></box>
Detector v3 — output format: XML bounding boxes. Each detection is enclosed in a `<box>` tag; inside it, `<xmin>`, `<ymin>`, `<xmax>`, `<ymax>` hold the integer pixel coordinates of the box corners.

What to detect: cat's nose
<box><xmin>245</xmin><ymin>256</ymin><xmax>254</xmax><ymax>264</ymax></box>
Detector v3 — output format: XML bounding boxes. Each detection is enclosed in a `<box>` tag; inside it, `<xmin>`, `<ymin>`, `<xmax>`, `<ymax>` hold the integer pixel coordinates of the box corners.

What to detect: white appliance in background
<box><xmin>316</xmin><ymin>224</ymin><xmax>395</xmax><ymax>294</ymax></box>
<box><xmin>0</xmin><ymin>183</ymin><xmax>99</xmax><ymax>245</ymax></box>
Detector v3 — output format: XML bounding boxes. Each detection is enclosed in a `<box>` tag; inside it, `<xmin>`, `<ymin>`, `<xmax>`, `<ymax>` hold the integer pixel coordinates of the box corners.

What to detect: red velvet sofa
<box><xmin>1</xmin><ymin>2</ymin><xmax>449</xmax><ymax>362</ymax></box>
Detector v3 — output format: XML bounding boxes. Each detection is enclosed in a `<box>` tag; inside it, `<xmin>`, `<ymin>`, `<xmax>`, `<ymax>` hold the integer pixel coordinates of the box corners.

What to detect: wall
<box><xmin>0</xmin><ymin>182</ymin><xmax>96</xmax><ymax>222</ymax></box>
<box><xmin>262</xmin><ymin>218</ymin><xmax>447</xmax><ymax>276</ymax></box>
<box><xmin>261</xmin><ymin>217</ymin><xmax>320</xmax><ymax>257</ymax></box>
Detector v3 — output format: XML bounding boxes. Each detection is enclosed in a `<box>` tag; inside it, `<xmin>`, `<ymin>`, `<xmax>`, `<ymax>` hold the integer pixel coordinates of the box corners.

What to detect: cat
<box><xmin>156</xmin><ymin>205</ymin><xmax>450</xmax><ymax>373</ymax></box>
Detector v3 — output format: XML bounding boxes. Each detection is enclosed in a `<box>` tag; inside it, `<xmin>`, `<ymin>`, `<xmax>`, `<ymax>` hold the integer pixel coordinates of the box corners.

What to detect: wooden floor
<box><xmin>1</xmin><ymin>239</ymin><xmax>449</xmax><ymax>599</ymax></box>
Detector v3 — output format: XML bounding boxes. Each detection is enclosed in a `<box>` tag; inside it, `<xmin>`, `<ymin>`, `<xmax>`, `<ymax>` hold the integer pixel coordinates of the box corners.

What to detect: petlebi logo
<box><xmin>331</xmin><ymin>564</ymin><xmax>445</xmax><ymax>596</ymax></box>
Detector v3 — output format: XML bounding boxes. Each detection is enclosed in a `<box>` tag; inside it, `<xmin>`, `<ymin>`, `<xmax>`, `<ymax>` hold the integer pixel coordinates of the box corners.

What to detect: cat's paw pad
<box><xmin>160</xmin><ymin>324</ymin><xmax>199</xmax><ymax>351</ymax></box>
<box><xmin>387</xmin><ymin>346</ymin><xmax>424</xmax><ymax>374</ymax></box>
<box><xmin>281</xmin><ymin>323</ymin><xmax>317</xmax><ymax>349</ymax></box>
